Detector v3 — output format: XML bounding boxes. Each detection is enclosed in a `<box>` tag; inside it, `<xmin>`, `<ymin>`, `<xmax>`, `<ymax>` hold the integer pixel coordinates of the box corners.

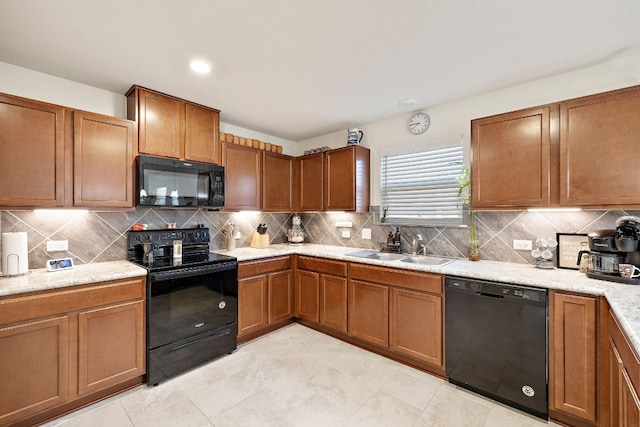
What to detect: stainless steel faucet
<box><xmin>411</xmin><ymin>234</ymin><xmax>424</xmax><ymax>255</ymax></box>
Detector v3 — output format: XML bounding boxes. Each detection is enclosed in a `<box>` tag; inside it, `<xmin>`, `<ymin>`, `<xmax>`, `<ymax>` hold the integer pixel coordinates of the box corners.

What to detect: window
<box><xmin>380</xmin><ymin>144</ymin><xmax>463</xmax><ymax>226</ymax></box>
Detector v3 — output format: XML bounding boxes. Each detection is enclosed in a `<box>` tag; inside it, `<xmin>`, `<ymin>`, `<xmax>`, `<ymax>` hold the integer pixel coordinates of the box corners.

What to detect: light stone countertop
<box><xmin>217</xmin><ymin>243</ymin><xmax>640</xmax><ymax>357</ymax></box>
<box><xmin>0</xmin><ymin>260</ymin><xmax>147</xmax><ymax>298</ymax></box>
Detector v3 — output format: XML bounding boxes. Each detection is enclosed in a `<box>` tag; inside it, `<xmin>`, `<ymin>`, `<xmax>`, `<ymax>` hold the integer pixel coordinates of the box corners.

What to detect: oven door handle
<box><xmin>149</xmin><ymin>261</ymin><xmax>237</xmax><ymax>282</ymax></box>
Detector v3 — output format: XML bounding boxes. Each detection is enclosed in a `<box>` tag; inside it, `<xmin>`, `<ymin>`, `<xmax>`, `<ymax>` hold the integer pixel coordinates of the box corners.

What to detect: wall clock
<box><xmin>408</xmin><ymin>112</ymin><xmax>430</xmax><ymax>135</ymax></box>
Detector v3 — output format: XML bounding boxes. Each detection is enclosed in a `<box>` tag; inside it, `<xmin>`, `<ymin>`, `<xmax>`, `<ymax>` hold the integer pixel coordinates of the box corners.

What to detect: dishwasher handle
<box><xmin>477</xmin><ymin>291</ymin><xmax>504</xmax><ymax>300</ymax></box>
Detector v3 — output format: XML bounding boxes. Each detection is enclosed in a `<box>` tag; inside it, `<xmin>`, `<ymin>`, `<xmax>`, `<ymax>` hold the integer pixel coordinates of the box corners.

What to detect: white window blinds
<box><xmin>380</xmin><ymin>144</ymin><xmax>464</xmax><ymax>226</ymax></box>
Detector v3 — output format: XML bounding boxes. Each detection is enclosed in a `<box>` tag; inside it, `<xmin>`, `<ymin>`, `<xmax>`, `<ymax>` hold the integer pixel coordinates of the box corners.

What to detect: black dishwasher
<box><xmin>445</xmin><ymin>276</ymin><xmax>548</xmax><ymax>419</ymax></box>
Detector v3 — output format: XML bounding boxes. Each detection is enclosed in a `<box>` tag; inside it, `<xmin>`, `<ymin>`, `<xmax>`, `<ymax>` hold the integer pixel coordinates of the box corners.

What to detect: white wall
<box><xmin>298</xmin><ymin>58</ymin><xmax>640</xmax><ymax>206</ymax></box>
<box><xmin>0</xmin><ymin>61</ymin><xmax>297</xmax><ymax>153</ymax></box>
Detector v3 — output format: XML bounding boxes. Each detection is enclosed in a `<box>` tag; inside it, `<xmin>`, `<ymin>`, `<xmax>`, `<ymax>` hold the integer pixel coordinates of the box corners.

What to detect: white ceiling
<box><xmin>0</xmin><ymin>0</ymin><xmax>639</xmax><ymax>141</ymax></box>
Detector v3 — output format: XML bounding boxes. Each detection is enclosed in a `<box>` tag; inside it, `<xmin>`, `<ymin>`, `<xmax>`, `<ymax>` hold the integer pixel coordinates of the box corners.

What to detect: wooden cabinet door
<box><xmin>621</xmin><ymin>368</ymin><xmax>640</xmax><ymax>426</ymax></box>
<box><xmin>224</xmin><ymin>144</ymin><xmax>262</xmax><ymax>210</ymax></box>
<box><xmin>262</xmin><ymin>151</ymin><xmax>294</xmax><ymax>212</ymax></box>
<box><xmin>324</xmin><ymin>146</ymin><xmax>370</xmax><ymax>212</ymax></box>
<box><xmin>238</xmin><ymin>276</ymin><xmax>269</xmax><ymax>337</ymax></box>
<box><xmin>348</xmin><ymin>279</ymin><xmax>389</xmax><ymax>347</ymax></box>
<box><xmin>390</xmin><ymin>288</ymin><xmax>442</xmax><ymax>367</ymax></box>
<box><xmin>0</xmin><ymin>316</ymin><xmax>69</xmax><ymax>425</ymax></box>
<box><xmin>185</xmin><ymin>103</ymin><xmax>220</xmax><ymax>164</ymax></box>
<box><xmin>611</xmin><ymin>339</ymin><xmax>623</xmax><ymax>427</ymax></box>
<box><xmin>0</xmin><ymin>94</ymin><xmax>65</xmax><ymax>207</ymax></box>
<box><xmin>73</xmin><ymin>111</ymin><xmax>135</xmax><ymax>208</ymax></box>
<box><xmin>298</xmin><ymin>152</ymin><xmax>324</xmax><ymax>211</ymax></box>
<box><xmin>560</xmin><ymin>87</ymin><xmax>640</xmax><ymax>206</ymax></box>
<box><xmin>549</xmin><ymin>291</ymin><xmax>597</xmax><ymax>423</ymax></box>
<box><xmin>295</xmin><ymin>270</ymin><xmax>319</xmax><ymax>322</ymax></box>
<box><xmin>268</xmin><ymin>270</ymin><xmax>293</xmax><ymax>324</ymax></box>
<box><xmin>320</xmin><ymin>275</ymin><xmax>347</xmax><ymax>333</ymax></box>
<box><xmin>471</xmin><ymin>106</ymin><xmax>552</xmax><ymax>209</ymax></box>
<box><xmin>138</xmin><ymin>88</ymin><xmax>184</xmax><ymax>159</ymax></box>
<box><xmin>77</xmin><ymin>300</ymin><xmax>145</xmax><ymax>396</ymax></box>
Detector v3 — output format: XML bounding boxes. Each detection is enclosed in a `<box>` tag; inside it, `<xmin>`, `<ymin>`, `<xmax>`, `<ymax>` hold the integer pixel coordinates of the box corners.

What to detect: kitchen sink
<box><xmin>345</xmin><ymin>250</ymin><xmax>407</xmax><ymax>261</ymax></box>
<box><xmin>400</xmin><ymin>255</ymin><xmax>454</xmax><ymax>266</ymax></box>
<box><xmin>345</xmin><ymin>250</ymin><xmax>453</xmax><ymax>265</ymax></box>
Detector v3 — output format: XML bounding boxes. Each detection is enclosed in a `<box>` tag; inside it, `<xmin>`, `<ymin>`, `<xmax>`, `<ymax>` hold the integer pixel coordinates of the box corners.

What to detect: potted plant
<box><xmin>457</xmin><ymin>165</ymin><xmax>480</xmax><ymax>261</ymax></box>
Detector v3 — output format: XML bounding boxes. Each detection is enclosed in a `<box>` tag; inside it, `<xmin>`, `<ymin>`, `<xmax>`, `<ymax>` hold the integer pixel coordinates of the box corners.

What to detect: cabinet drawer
<box><xmin>349</xmin><ymin>263</ymin><xmax>442</xmax><ymax>294</ymax></box>
<box><xmin>610</xmin><ymin>310</ymin><xmax>640</xmax><ymax>396</ymax></box>
<box><xmin>0</xmin><ymin>277</ymin><xmax>146</xmax><ymax>326</ymax></box>
<box><xmin>297</xmin><ymin>256</ymin><xmax>347</xmax><ymax>277</ymax></box>
<box><xmin>239</xmin><ymin>256</ymin><xmax>292</xmax><ymax>278</ymax></box>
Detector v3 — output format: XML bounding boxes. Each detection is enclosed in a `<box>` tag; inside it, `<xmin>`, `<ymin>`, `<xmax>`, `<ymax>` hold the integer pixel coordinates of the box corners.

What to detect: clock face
<box><xmin>408</xmin><ymin>112</ymin><xmax>430</xmax><ymax>135</ymax></box>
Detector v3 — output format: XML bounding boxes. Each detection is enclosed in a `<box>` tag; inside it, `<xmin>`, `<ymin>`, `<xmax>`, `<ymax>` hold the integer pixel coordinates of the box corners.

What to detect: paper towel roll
<box><xmin>2</xmin><ymin>232</ymin><xmax>29</xmax><ymax>276</ymax></box>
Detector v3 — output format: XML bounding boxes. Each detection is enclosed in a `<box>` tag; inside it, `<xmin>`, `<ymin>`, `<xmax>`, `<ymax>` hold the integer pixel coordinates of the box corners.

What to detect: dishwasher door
<box><xmin>445</xmin><ymin>276</ymin><xmax>548</xmax><ymax>419</ymax></box>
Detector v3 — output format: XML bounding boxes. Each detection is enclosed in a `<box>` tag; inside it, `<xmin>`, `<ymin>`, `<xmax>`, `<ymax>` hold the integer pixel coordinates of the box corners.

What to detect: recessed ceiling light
<box><xmin>399</xmin><ymin>99</ymin><xmax>417</xmax><ymax>108</ymax></box>
<box><xmin>190</xmin><ymin>60</ymin><xmax>211</xmax><ymax>74</ymax></box>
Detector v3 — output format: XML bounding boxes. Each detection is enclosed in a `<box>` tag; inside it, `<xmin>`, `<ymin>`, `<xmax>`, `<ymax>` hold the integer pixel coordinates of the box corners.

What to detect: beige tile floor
<box><xmin>44</xmin><ymin>324</ymin><xmax>561</xmax><ymax>427</ymax></box>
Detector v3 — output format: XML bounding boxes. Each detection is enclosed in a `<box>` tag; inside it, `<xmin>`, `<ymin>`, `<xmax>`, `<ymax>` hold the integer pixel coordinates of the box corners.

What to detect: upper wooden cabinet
<box><xmin>472</xmin><ymin>84</ymin><xmax>640</xmax><ymax>209</ymax></box>
<box><xmin>73</xmin><ymin>111</ymin><xmax>135</xmax><ymax>208</ymax></box>
<box><xmin>127</xmin><ymin>86</ymin><xmax>220</xmax><ymax>164</ymax></box>
<box><xmin>223</xmin><ymin>143</ymin><xmax>262</xmax><ymax>210</ymax></box>
<box><xmin>0</xmin><ymin>93</ymin><xmax>136</xmax><ymax>209</ymax></box>
<box><xmin>262</xmin><ymin>151</ymin><xmax>294</xmax><ymax>212</ymax></box>
<box><xmin>297</xmin><ymin>152</ymin><xmax>324</xmax><ymax>211</ymax></box>
<box><xmin>560</xmin><ymin>86</ymin><xmax>640</xmax><ymax>206</ymax></box>
<box><xmin>324</xmin><ymin>145</ymin><xmax>370</xmax><ymax>212</ymax></box>
<box><xmin>0</xmin><ymin>94</ymin><xmax>65</xmax><ymax>207</ymax></box>
<box><xmin>471</xmin><ymin>106</ymin><xmax>554</xmax><ymax>209</ymax></box>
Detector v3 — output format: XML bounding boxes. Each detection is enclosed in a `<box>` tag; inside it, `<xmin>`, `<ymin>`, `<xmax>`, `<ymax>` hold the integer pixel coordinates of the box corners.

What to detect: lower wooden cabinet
<box><xmin>0</xmin><ymin>276</ymin><xmax>145</xmax><ymax>426</ymax></box>
<box><xmin>295</xmin><ymin>256</ymin><xmax>348</xmax><ymax>332</ymax></box>
<box><xmin>238</xmin><ymin>256</ymin><xmax>294</xmax><ymax>340</ymax></box>
<box><xmin>390</xmin><ymin>288</ymin><xmax>442</xmax><ymax>366</ymax></box>
<box><xmin>348</xmin><ymin>279</ymin><xmax>389</xmax><ymax>347</ymax></box>
<box><xmin>549</xmin><ymin>291</ymin><xmax>598</xmax><ymax>425</ymax></box>
<box><xmin>609</xmin><ymin>309</ymin><xmax>640</xmax><ymax>426</ymax></box>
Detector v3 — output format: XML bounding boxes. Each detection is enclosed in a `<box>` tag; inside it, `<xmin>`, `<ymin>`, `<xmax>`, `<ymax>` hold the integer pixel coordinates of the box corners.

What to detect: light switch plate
<box><xmin>361</xmin><ymin>228</ymin><xmax>372</xmax><ymax>239</ymax></box>
<box><xmin>513</xmin><ymin>239</ymin><xmax>532</xmax><ymax>250</ymax></box>
<box><xmin>341</xmin><ymin>230</ymin><xmax>351</xmax><ymax>238</ymax></box>
<box><xmin>46</xmin><ymin>240</ymin><xmax>68</xmax><ymax>252</ymax></box>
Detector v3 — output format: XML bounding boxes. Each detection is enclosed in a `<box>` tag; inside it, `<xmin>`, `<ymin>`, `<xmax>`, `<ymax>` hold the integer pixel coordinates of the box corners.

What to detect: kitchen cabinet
<box><xmin>608</xmin><ymin>309</ymin><xmax>640</xmax><ymax>426</ymax></box>
<box><xmin>349</xmin><ymin>262</ymin><xmax>444</xmax><ymax>370</ymax></box>
<box><xmin>0</xmin><ymin>277</ymin><xmax>145</xmax><ymax>426</ymax></box>
<box><xmin>262</xmin><ymin>151</ymin><xmax>295</xmax><ymax>212</ymax></box>
<box><xmin>223</xmin><ymin>143</ymin><xmax>262</xmax><ymax>210</ymax></box>
<box><xmin>127</xmin><ymin>86</ymin><xmax>220</xmax><ymax>164</ymax></box>
<box><xmin>348</xmin><ymin>279</ymin><xmax>389</xmax><ymax>347</ymax></box>
<box><xmin>296</xmin><ymin>152</ymin><xmax>324</xmax><ymax>211</ymax></box>
<box><xmin>324</xmin><ymin>145</ymin><xmax>370</xmax><ymax>212</ymax></box>
<box><xmin>296</xmin><ymin>256</ymin><xmax>347</xmax><ymax>332</ymax></box>
<box><xmin>0</xmin><ymin>93</ymin><xmax>136</xmax><ymax>209</ymax></box>
<box><xmin>549</xmin><ymin>291</ymin><xmax>598</xmax><ymax>426</ymax></box>
<box><xmin>73</xmin><ymin>110</ymin><xmax>135</xmax><ymax>208</ymax></box>
<box><xmin>237</xmin><ymin>256</ymin><xmax>293</xmax><ymax>340</ymax></box>
<box><xmin>471</xmin><ymin>84</ymin><xmax>640</xmax><ymax>210</ymax></box>
<box><xmin>0</xmin><ymin>93</ymin><xmax>65</xmax><ymax>207</ymax></box>
<box><xmin>471</xmin><ymin>105</ymin><xmax>554</xmax><ymax>209</ymax></box>
<box><xmin>559</xmin><ymin>86</ymin><xmax>640</xmax><ymax>206</ymax></box>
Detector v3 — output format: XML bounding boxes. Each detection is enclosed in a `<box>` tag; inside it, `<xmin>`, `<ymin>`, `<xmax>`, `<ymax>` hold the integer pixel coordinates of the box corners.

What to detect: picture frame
<box><xmin>556</xmin><ymin>233</ymin><xmax>589</xmax><ymax>270</ymax></box>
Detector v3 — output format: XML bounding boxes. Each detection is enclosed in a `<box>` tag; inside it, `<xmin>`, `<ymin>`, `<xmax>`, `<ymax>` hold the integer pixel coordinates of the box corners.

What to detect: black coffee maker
<box><xmin>578</xmin><ymin>216</ymin><xmax>640</xmax><ymax>283</ymax></box>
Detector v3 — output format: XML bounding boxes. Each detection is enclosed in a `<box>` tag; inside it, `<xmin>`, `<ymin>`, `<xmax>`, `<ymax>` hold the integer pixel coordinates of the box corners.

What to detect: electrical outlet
<box><xmin>361</xmin><ymin>228</ymin><xmax>372</xmax><ymax>239</ymax></box>
<box><xmin>46</xmin><ymin>240</ymin><xmax>68</xmax><ymax>252</ymax></box>
<box><xmin>341</xmin><ymin>230</ymin><xmax>351</xmax><ymax>238</ymax></box>
<box><xmin>234</xmin><ymin>231</ymin><xmax>241</xmax><ymax>239</ymax></box>
<box><xmin>513</xmin><ymin>239</ymin><xmax>532</xmax><ymax>250</ymax></box>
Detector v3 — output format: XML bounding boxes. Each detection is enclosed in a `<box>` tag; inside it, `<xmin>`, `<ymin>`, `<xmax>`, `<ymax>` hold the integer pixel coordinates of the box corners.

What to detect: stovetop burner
<box><xmin>127</xmin><ymin>227</ymin><xmax>236</xmax><ymax>271</ymax></box>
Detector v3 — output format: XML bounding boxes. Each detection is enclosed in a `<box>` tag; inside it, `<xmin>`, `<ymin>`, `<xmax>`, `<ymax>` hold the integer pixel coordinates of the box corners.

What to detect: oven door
<box><xmin>148</xmin><ymin>262</ymin><xmax>238</xmax><ymax>350</ymax></box>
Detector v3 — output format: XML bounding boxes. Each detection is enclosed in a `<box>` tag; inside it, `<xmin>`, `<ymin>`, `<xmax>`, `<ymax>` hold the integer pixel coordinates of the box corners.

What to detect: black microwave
<box><xmin>137</xmin><ymin>155</ymin><xmax>224</xmax><ymax>209</ymax></box>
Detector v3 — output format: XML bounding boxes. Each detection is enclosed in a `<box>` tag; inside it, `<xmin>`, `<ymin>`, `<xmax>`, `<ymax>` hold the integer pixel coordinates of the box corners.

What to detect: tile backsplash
<box><xmin>1</xmin><ymin>207</ymin><xmax>637</xmax><ymax>270</ymax></box>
